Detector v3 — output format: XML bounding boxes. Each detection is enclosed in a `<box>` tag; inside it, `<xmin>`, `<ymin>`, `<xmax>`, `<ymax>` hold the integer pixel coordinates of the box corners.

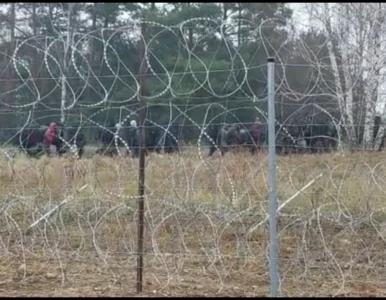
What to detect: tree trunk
<box><xmin>32</xmin><ymin>3</ymin><xmax>37</xmax><ymax>36</ymax></box>
<box><xmin>61</xmin><ymin>3</ymin><xmax>73</xmax><ymax>124</ymax></box>
<box><xmin>363</xmin><ymin>4</ymin><xmax>382</xmax><ymax>149</ymax></box>
<box><xmin>31</xmin><ymin>3</ymin><xmax>40</xmax><ymax>93</ymax></box>
<box><xmin>5</xmin><ymin>4</ymin><xmax>15</xmax><ymax>107</ymax></box>
<box><xmin>238</xmin><ymin>3</ymin><xmax>241</xmax><ymax>47</ymax></box>
<box><xmin>87</xmin><ymin>3</ymin><xmax>97</xmax><ymax>101</ymax></box>
<box><xmin>186</xmin><ymin>3</ymin><xmax>193</xmax><ymax>50</ymax></box>
<box><xmin>373</xmin><ymin>4</ymin><xmax>386</xmax><ymax>149</ymax></box>
<box><xmin>338</xmin><ymin>4</ymin><xmax>356</xmax><ymax>146</ymax></box>
<box><xmin>323</xmin><ymin>4</ymin><xmax>353</xmax><ymax>146</ymax></box>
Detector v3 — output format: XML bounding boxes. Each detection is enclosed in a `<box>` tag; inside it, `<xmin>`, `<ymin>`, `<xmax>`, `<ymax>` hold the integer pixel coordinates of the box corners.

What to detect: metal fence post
<box><xmin>267</xmin><ymin>57</ymin><xmax>278</xmax><ymax>297</ymax></box>
<box><xmin>136</xmin><ymin>22</ymin><xmax>148</xmax><ymax>294</ymax></box>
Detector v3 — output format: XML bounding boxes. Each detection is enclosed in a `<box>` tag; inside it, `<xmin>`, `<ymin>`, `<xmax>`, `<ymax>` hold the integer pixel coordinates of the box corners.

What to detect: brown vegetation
<box><xmin>0</xmin><ymin>147</ymin><xmax>386</xmax><ymax>296</ymax></box>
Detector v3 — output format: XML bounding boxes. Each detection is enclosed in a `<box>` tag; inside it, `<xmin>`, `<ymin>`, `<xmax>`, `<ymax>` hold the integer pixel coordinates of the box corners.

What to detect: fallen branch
<box><xmin>26</xmin><ymin>184</ymin><xmax>88</xmax><ymax>233</ymax></box>
<box><xmin>248</xmin><ymin>173</ymin><xmax>324</xmax><ymax>233</ymax></box>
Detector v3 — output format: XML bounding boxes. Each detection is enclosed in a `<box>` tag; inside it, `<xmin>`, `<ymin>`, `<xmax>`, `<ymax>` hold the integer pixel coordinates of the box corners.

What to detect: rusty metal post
<box><xmin>136</xmin><ymin>21</ymin><xmax>148</xmax><ymax>294</ymax></box>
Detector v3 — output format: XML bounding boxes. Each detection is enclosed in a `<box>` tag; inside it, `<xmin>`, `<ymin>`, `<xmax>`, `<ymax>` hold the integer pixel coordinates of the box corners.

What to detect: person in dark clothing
<box><xmin>250</xmin><ymin>118</ymin><xmax>262</xmax><ymax>145</ymax></box>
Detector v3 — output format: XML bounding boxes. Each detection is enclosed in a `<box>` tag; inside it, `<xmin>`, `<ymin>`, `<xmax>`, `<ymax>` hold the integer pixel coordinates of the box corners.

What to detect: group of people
<box><xmin>95</xmin><ymin>119</ymin><xmax>180</xmax><ymax>157</ymax></box>
<box><xmin>208</xmin><ymin>117</ymin><xmax>265</xmax><ymax>156</ymax></box>
<box><xmin>207</xmin><ymin>117</ymin><xmax>339</xmax><ymax>156</ymax></box>
<box><xmin>16</xmin><ymin>117</ymin><xmax>180</xmax><ymax>159</ymax></box>
<box><xmin>15</xmin><ymin>121</ymin><xmax>86</xmax><ymax>158</ymax></box>
<box><xmin>17</xmin><ymin>115</ymin><xmax>338</xmax><ymax>159</ymax></box>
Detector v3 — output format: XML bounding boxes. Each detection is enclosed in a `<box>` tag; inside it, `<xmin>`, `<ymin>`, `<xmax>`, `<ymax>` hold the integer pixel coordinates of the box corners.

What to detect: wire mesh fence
<box><xmin>0</xmin><ymin>8</ymin><xmax>386</xmax><ymax>297</ymax></box>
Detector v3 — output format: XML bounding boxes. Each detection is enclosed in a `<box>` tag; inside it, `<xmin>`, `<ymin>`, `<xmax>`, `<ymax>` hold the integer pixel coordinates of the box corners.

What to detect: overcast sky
<box><xmin>288</xmin><ymin>3</ymin><xmax>316</xmax><ymax>32</ymax></box>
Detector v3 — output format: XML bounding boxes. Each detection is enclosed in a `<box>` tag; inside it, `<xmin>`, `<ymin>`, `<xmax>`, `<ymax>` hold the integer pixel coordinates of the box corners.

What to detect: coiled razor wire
<box><xmin>0</xmin><ymin>19</ymin><xmax>306</xmax><ymax>209</ymax></box>
<box><xmin>0</xmin><ymin>17</ymin><xmax>377</xmax><ymax>296</ymax></box>
<box><xmin>0</xmin><ymin>18</ymin><xmax>311</xmax><ymax>147</ymax></box>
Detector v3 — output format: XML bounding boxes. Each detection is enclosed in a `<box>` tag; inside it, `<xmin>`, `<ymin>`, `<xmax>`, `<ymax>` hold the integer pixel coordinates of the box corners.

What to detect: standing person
<box><xmin>251</xmin><ymin>117</ymin><xmax>262</xmax><ymax>144</ymax></box>
<box><xmin>43</xmin><ymin>122</ymin><xmax>57</xmax><ymax>156</ymax></box>
<box><xmin>128</xmin><ymin>119</ymin><xmax>140</xmax><ymax>157</ymax></box>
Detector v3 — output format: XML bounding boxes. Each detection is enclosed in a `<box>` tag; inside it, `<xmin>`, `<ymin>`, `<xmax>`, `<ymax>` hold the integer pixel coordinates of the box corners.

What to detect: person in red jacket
<box><xmin>43</xmin><ymin>122</ymin><xmax>57</xmax><ymax>155</ymax></box>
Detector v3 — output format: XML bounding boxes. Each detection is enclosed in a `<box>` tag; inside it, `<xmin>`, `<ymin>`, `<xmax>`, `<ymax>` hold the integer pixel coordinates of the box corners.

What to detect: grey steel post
<box><xmin>267</xmin><ymin>57</ymin><xmax>278</xmax><ymax>297</ymax></box>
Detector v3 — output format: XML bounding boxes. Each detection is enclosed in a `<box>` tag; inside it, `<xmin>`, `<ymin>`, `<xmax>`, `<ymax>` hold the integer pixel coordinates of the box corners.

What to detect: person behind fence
<box><xmin>43</xmin><ymin>122</ymin><xmax>57</xmax><ymax>155</ymax></box>
<box><xmin>128</xmin><ymin>119</ymin><xmax>140</xmax><ymax>157</ymax></box>
<box><xmin>251</xmin><ymin>117</ymin><xmax>262</xmax><ymax>145</ymax></box>
<box><xmin>220</xmin><ymin>123</ymin><xmax>239</xmax><ymax>152</ymax></box>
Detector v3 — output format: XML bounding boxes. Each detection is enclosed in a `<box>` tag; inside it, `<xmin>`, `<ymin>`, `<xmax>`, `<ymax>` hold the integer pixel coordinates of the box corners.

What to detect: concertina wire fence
<box><xmin>0</xmin><ymin>17</ymin><xmax>384</xmax><ymax>297</ymax></box>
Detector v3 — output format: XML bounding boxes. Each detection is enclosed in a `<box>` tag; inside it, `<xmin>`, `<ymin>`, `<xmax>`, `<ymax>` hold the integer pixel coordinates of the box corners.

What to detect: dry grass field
<box><xmin>0</xmin><ymin>146</ymin><xmax>386</xmax><ymax>296</ymax></box>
